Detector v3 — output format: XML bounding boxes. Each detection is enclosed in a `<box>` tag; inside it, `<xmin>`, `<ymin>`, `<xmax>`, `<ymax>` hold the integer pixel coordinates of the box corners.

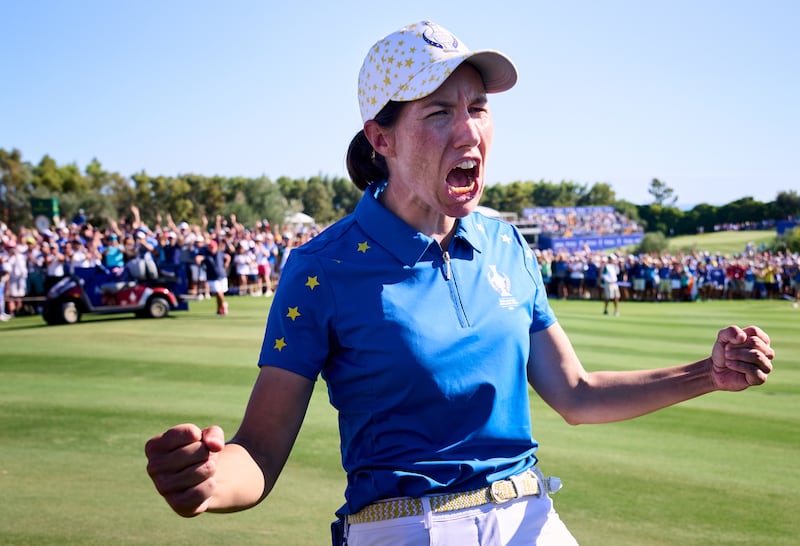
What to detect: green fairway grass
<box><xmin>666</xmin><ymin>229</ymin><xmax>776</xmax><ymax>255</ymax></box>
<box><xmin>1</xmin><ymin>296</ymin><xmax>797</xmax><ymax>545</ymax></box>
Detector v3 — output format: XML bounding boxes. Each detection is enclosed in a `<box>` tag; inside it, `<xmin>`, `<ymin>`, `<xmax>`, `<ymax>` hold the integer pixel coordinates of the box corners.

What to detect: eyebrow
<box><xmin>423</xmin><ymin>93</ymin><xmax>489</xmax><ymax>110</ymax></box>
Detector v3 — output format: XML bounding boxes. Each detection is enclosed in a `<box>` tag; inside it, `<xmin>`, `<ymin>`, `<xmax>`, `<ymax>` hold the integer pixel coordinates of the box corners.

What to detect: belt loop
<box><xmin>421</xmin><ymin>496</ymin><xmax>433</xmax><ymax>530</ymax></box>
<box><xmin>546</xmin><ymin>476</ymin><xmax>563</xmax><ymax>494</ymax></box>
<box><xmin>532</xmin><ymin>467</ymin><xmax>563</xmax><ymax>495</ymax></box>
<box><xmin>531</xmin><ymin>467</ymin><xmax>546</xmax><ymax>497</ymax></box>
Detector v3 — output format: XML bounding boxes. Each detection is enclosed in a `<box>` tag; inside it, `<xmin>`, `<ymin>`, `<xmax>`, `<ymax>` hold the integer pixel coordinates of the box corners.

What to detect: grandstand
<box><xmin>518</xmin><ymin>206</ymin><xmax>644</xmax><ymax>251</ymax></box>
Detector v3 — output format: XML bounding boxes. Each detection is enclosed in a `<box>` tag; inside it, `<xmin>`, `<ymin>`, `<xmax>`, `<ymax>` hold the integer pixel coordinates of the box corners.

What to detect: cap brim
<box><xmin>391</xmin><ymin>50</ymin><xmax>517</xmax><ymax>105</ymax></box>
<box><xmin>465</xmin><ymin>50</ymin><xmax>518</xmax><ymax>94</ymax></box>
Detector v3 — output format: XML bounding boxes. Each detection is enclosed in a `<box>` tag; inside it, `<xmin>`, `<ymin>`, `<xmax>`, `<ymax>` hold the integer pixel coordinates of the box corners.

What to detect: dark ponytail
<box><xmin>346</xmin><ymin>130</ymin><xmax>386</xmax><ymax>191</ymax></box>
<box><xmin>345</xmin><ymin>101</ymin><xmax>405</xmax><ymax>191</ymax></box>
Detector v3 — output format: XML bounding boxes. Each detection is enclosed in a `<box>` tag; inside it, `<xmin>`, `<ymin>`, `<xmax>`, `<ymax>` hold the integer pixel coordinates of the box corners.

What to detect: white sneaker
<box><xmin>264</xmin><ymin>290</ymin><xmax>274</xmax><ymax>297</ymax></box>
<box><xmin>0</xmin><ymin>313</ymin><xmax>10</xmax><ymax>321</ymax></box>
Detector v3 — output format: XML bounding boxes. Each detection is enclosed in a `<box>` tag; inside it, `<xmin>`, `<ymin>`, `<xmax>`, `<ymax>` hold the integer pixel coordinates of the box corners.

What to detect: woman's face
<box><xmin>375</xmin><ymin>63</ymin><xmax>493</xmax><ymax>236</ymax></box>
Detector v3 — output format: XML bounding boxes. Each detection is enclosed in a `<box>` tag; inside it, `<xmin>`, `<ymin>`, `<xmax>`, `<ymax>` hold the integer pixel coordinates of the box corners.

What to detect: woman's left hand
<box><xmin>711</xmin><ymin>325</ymin><xmax>775</xmax><ymax>391</ymax></box>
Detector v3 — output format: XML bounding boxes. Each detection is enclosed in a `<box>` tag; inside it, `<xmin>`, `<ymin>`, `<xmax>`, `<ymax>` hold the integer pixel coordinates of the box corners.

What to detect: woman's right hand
<box><xmin>145</xmin><ymin>424</ymin><xmax>225</xmax><ymax>517</ymax></box>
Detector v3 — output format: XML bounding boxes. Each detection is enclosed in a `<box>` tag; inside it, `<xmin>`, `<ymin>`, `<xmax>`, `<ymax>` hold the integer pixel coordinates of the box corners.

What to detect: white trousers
<box><xmin>346</xmin><ymin>491</ymin><xmax>578</xmax><ymax>546</ymax></box>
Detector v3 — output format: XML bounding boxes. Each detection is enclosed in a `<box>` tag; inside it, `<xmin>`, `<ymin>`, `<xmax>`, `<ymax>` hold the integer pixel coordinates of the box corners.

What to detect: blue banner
<box><xmin>539</xmin><ymin>233</ymin><xmax>644</xmax><ymax>251</ymax></box>
<box><xmin>777</xmin><ymin>220</ymin><xmax>797</xmax><ymax>235</ymax></box>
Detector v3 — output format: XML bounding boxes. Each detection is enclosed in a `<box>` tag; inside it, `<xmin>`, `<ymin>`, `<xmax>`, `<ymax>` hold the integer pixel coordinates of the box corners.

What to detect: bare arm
<box><xmin>130</xmin><ymin>205</ymin><xmax>141</xmax><ymax>231</ymax></box>
<box><xmin>527</xmin><ymin>322</ymin><xmax>774</xmax><ymax>425</ymax></box>
<box><xmin>145</xmin><ymin>366</ymin><xmax>315</xmax><ymax>517</ymax></box>
<box><xmin>211</xmin><ymin>365</ymin><xmax>315</xmax><ymax>511</ymax></box>
<box><xmin>166</xmin><ymin>213</ymin><xmax>178</xmax><ymax>232</ymax></box>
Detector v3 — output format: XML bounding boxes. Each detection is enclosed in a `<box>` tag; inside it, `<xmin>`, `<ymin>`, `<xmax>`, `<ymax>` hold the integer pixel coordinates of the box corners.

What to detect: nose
<box><xmin>453</xmin><ymin>109</ymin><xmax>482</xmax><ymax>149</ymax></box>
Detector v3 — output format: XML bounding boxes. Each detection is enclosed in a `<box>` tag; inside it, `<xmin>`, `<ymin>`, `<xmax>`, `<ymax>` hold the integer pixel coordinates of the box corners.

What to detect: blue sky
<box><xmin>3</xmin><ymin>0</ymin><xmax>798</xmax><ymax>207</ymax></box>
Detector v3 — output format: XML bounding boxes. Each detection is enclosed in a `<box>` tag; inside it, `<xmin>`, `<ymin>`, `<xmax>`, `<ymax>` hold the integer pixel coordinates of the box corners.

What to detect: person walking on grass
<box><xmin>145</xmin><ymin>20</ymin><xmax>775</xmax><ymax>545</ymax></box>
<box><xmin>601</xmin><ymin>254</ymin><xmax>621</xmax><ymax>316</ymax></box>
<box><xmin>199</xmin><ymin>239</ymin><xmax>230</xmax><ymax>316</ymax></box>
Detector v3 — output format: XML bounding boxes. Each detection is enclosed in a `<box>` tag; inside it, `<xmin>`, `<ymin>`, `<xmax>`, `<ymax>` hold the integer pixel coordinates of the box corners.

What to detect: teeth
<box><xmin>451</xmin><ymin>182</ymin><xmax>475</xmax><ymax>195</ymax></box>
<box><xmin>456</xmin><ymin>159</ymin><xmax>477</xmax><ymax>170</ymax></box>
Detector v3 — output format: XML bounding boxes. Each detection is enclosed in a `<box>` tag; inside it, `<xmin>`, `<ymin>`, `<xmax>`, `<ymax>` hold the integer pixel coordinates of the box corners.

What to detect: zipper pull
<box><xmin>443</xmin><ymin>250</ymin><xmax>451</xmax><ymax>281</ymax></box>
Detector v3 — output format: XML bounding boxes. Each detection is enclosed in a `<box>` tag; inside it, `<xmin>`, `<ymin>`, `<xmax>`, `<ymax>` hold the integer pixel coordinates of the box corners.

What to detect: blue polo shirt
<box><xmin>258</xmin><ymin>182</ymin><xmax>557</xmax><ymax>515</ymax></box>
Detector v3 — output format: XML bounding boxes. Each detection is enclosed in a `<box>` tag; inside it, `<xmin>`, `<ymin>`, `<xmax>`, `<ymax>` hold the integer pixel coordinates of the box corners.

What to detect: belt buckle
<box><xmin>489</xmin><ymin>480</ymin><xmax>512</xmax><ymax>504</ymax></box>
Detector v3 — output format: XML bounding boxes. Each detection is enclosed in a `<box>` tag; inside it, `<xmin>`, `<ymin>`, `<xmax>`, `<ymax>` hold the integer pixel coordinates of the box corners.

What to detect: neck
<box><xmin>377</xmin><ymin>183</ymin><xmax>458</xmax><ymax>247</ymax></box>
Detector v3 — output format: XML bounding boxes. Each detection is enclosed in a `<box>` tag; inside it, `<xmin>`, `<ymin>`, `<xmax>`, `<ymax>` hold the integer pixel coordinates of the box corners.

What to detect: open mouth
<box><xmin>446</xmin><ymin>159</ymin><xmax>478</xmax><ymax>195</ymax></box>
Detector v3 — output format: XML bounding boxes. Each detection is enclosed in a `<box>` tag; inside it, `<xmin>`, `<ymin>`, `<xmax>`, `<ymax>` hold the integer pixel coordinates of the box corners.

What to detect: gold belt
<box><xmin>347</xmin><ymin>470</ymin><xmax>541</xmax><ymax>524</ymax></box>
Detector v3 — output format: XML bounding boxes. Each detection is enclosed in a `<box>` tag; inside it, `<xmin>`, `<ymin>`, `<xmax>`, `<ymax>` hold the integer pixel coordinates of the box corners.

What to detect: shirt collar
<box><xmin>354</xmin><ymin>182</ymin><xmax>484</xmax><ymax>266</ymax></box>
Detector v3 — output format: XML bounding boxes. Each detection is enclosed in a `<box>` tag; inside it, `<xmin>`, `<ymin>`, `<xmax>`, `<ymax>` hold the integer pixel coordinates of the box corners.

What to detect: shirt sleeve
<box><xmin>257</xmin><ymin>251</ymin><xmax>334</xmax><ymax>380</ymax></box>
<box><xmin>512</xmin><ymin>225</ymin><xmax>557</xmax><ymax>334</ymax></box>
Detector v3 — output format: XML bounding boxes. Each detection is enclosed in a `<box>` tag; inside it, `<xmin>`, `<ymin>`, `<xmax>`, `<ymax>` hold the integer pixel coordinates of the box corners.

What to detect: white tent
<box><xmin>285</xmin><ymin>211</ymin><xmax>315</xmax><ymax>225</ymax></box>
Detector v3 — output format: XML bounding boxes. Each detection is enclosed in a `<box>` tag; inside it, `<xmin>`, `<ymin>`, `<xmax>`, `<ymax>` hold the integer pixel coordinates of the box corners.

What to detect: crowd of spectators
<box><xmin>0</xmin><ymin>206</ymin><xmax>321</xmax><ymax>320</ymax></box>
<box><xmin>1</xmin><ymin>206</ymin><xmax>798</xmax><ymax>321</ymax></box>
<box><xmin>535</xmin><ymin>245</ymin><xmax>800</xmax><ymax>304</ymax></box>
<box><xmin>521</xmin><ymin>206</ymin><xmax>644</xmax><ymax>237</ymax></box>
<box><xmin>710</xmin><ymin>220</ymin><xmax>776</xmax><ymax>233</ymax></box>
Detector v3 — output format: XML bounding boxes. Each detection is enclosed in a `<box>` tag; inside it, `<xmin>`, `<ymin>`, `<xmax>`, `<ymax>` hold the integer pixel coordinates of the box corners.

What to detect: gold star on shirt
<box><xmin>286</xmin><ymin>307</ymin><xmax>301</xmax><ymax>321</ymax></box>
<box><xmin>274</xmin><ymin>337</ymin><xmax>287</xmax><ymax>352</ymax></box>
<box><xmin>357</xmin><ymin>241</ymin><xmax>371</xmax><ymax>253</ymax></box>
<box><xmin>305</xmin><ymin>276</ymin><xmax>320</xmax><ymax>290</ymax></box>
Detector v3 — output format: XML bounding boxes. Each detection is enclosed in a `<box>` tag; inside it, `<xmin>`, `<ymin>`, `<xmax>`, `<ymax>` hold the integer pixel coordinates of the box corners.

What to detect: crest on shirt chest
<box><xmin>487</xmin><ymin>264</ymin><xmax>519</xmax><ymax>309</ymax></box>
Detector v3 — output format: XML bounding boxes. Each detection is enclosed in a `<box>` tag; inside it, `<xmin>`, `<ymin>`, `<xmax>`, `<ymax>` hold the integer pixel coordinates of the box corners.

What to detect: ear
<box><xmin>363</xmin><ymin>120</ymin><xmax>394</xmax><ymax>158</ymax></box>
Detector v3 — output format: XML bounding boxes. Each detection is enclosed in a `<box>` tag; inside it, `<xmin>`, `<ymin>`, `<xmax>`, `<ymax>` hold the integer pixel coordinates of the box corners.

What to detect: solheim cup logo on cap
<box><xmin>421</xmin><ymin>21</ymin><xmax>459</xmax><ymax>51</ymax></box>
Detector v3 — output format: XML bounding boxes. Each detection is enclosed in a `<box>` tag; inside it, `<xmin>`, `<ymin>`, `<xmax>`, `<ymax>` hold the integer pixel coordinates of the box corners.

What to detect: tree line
<box><xmin>2</xmin><ymin>148</ymin><xmax>798</xmax><ymax>236</ymax></box>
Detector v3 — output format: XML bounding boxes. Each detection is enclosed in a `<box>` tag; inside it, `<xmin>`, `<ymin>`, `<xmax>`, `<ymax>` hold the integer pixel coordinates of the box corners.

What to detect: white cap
<box><xmin>358</xmin><ymin>20</ymin><xmax>517</xmax><ymax>123</ymax></box>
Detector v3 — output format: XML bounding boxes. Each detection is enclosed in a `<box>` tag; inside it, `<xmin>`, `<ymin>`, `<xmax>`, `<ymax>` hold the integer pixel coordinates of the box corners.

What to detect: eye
<box><xmin>426</xmin><ymin>109</ymin><xmax>448</xmax><ymax>118</ymax></box>
<box><xmin>470</xmin><ymin>104</ymin><xmax>489</xmax><ymax>116</ymax></box>
<box><xmin>470</xmin><ymin>97</ymin><xmax>490</xmax><ymax>116</ymax></box>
